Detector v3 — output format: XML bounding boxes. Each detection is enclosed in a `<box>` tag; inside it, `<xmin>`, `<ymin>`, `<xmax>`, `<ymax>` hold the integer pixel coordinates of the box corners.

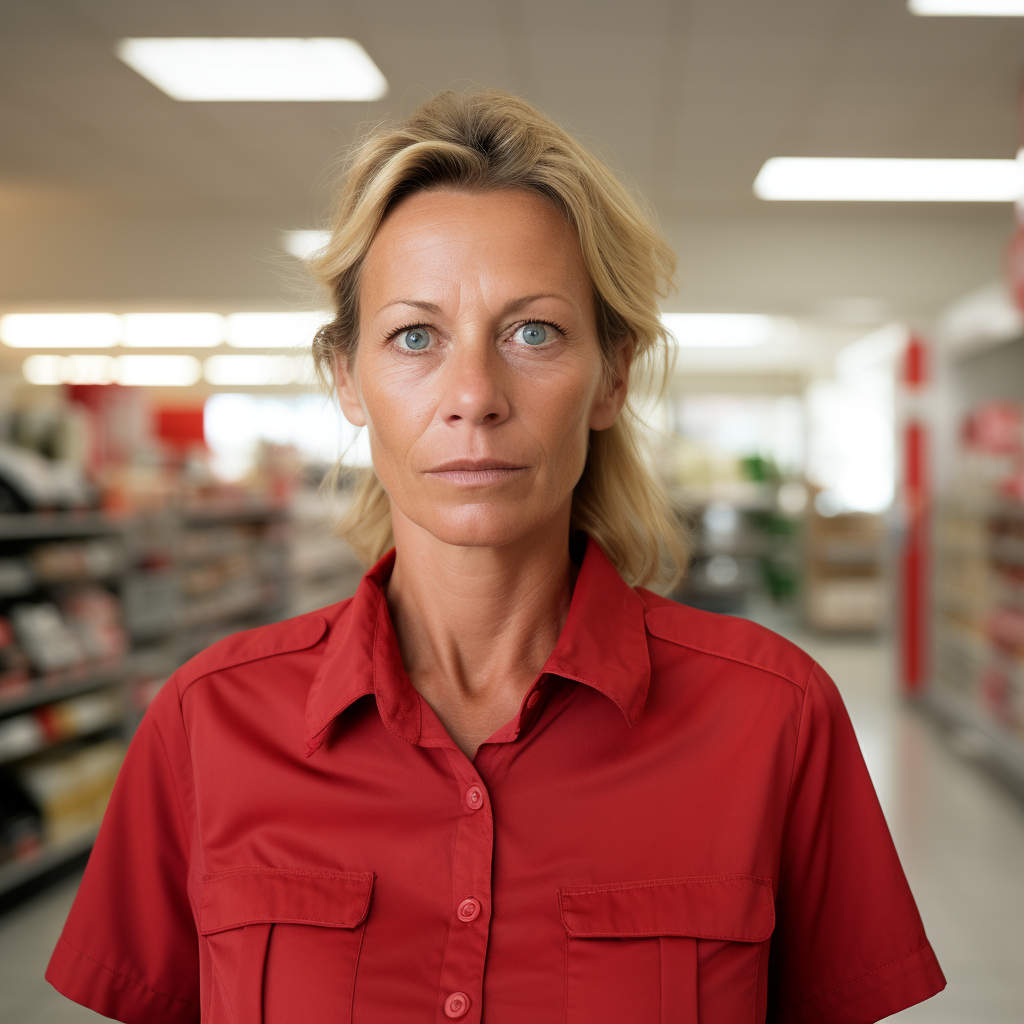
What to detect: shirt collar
<box><xmin>304</xmin><ymin>536</ymin><xmax>651</xmax><ymax>756</ymax></box>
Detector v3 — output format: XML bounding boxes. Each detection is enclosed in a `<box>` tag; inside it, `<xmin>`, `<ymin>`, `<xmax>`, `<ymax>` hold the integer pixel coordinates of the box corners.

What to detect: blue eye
<box><xmin>519</xmin><ymin>323</ymin><xmax>548</xmax><ymax>346</ymax></box>
<box><xmin>398</xmin><ymin>327</ymin><xmax>431</xmax><ymax>351</ymax></box>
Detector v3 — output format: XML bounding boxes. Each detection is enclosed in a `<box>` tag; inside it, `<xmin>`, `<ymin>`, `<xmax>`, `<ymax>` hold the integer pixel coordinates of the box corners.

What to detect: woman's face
<box><xmin>336</xmin><ymin>187</ymin><xmax>628</xmax><ymax>550</ymax></box>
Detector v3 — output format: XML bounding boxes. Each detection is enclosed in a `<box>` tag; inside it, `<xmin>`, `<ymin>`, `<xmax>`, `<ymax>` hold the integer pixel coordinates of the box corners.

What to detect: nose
<box><xmin>438</xmin><ymin>335</ymin><xmax>510</xmax><ymax>427</ymax></box>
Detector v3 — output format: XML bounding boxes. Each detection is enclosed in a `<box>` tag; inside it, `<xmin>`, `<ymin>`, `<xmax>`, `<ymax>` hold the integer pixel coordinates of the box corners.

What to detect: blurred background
<box><xmin>0</xmin><ymin>1</ymin><xmax>1023</xmax><ymax>1021</ymax></box>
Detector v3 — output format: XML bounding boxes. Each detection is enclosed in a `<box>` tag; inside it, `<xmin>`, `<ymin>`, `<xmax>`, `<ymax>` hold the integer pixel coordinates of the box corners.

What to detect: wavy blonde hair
<box><xmin>310</xmin><ymin>89</ymin><xmax>686</xmax><ymax>588</ymax></box>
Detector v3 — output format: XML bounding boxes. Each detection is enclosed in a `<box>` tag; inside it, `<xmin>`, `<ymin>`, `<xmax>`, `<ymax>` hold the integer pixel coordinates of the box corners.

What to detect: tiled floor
<box><xmin>1</xmin><ymin>632</ymin><xmax>1022</xmax><ymax>1022</ymax></box>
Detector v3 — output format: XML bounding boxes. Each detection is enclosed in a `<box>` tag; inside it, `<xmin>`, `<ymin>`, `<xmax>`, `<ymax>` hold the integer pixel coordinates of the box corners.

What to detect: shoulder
<box><xmin>172</xmin><ymin>600</ymin><xmax>351</xmax><ymax>698</ymax></box>
<box><xmin>637</xmin><ymin>589</ymin><xmax>815</xmax><ymax>692</ymax></box>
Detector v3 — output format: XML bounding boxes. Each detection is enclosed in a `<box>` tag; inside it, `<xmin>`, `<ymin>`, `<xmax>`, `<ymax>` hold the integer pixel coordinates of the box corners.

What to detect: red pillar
<box><xmin>900</xmin><ymin>336</ymin><xmax>929</xmax><ymax>696</ymax></box>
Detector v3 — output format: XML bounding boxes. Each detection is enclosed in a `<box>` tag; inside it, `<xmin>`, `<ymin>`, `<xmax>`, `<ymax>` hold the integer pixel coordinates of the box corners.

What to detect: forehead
<box><xmin>360</xmin><ymin>188</ymin><xmax>592</xmax><ymax>308</ymax></box>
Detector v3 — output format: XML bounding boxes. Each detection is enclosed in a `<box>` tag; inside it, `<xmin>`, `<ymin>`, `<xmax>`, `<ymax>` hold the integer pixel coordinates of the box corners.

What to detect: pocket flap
<box><xmin>200</xmin><ymin>868</ymin><xmax>374</xmax><ymax>935</ymax></box>
<box><xmin>559</xmin><ymin>874</ymin><xmax>773</xmax><ymax>943</ymax></box>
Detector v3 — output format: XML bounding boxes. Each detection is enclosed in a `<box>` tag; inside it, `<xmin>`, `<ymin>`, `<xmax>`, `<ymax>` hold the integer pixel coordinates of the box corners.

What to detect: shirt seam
<box><xmin>644</xmin><ymin>617</ymin><xmax>812</xmax><ymax>691</ymax></box>
<box><xmin>781</xmin><ymin>661</ymin><xmax>817</xmax><ymax>823</ymax></box>
<box><xmin>782</xmin><ymin>942</ymin><xmax>933</xmax><ymax>1013</ymax></box>
<box><xmin>55</xmin><ymin>935</ymin><xmax>195</xmax><ymax>1009</ymax></box>
<box><xmin>560</xmin><ymin>873</ymin><xmax>772</xmax><ymax>896</ymax></box>
<box><xmin>175</xmin><ymin>614</ymin><xmax>328</xmax><ymax>700</ymax></box>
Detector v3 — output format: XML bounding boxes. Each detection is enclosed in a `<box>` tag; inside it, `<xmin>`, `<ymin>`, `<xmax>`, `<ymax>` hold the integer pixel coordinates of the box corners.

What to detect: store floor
<box><xmin>1</xmin><ymin>631</ymin><xmax>1022</xmax><ymax>1023</ymax></box>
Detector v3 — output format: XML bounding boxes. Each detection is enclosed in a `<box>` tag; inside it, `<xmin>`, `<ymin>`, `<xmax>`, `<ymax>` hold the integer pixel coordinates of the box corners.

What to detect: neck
<box><xmin>384</xmin><ymin>504</ymin><xmax>578</xmax><ymax>756</ymax></box>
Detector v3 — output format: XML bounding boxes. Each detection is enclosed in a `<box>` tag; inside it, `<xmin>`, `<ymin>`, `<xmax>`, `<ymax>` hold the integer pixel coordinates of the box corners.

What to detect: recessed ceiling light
<box><xmin>281</xmin><ymin>230</ymin><xmax>331</xmax><ymax>260</ymax></box>
<box><xmin>226</xmin><ymin>311</ymin><xmax>329</xmax><ymax>348</ymax></box>
<box><xmin>122</xmin><ymin>313</ymin><xmax>224</xmax><ymax>347</ymax></box>
<box><xmin>22</xmin><ymin>354</ymin><xmax>117</xmax><ymax>385</ymax></box>
<box><xmin>115</xmin><ymin>38</ymin><xmax>388</xmax><ymax>102</ymax></box>
<box><xmin>661</xmin><ymin>313</ymin><xmax>776</xmax><ymax>348</ymax></box>
<box><xmin>909</xmin><ymin>1</ymin><xmax>1024</xmax><ymax>14</ymax></box>
<box><xmin>117</xmin><ymin>355</ymin><xmax>202</xmax><ymax>386</ymax></box>
<box><xmin>22</xmin><ymin>354</ymin><xmax>202</xmax><ymax>386</ymax></box>
<box><xmin>1</xmin><ymin>313</ymin><xmax>121</xmax><ymax>348</ymax></box>
<box><xmin>754</xmin><ymin>157</ymin><xmax>1024</xmax><ymax>201</ymax></box>
<box><xmin>204</xmin><ymin>354</ymin><xmax>298</xmax><ymax>386</ymax></box>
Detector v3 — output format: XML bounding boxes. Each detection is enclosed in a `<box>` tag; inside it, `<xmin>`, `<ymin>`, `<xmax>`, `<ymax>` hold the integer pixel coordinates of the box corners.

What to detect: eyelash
<box><xmin>388</xmin><ymin>319</ymin><xmax>569</xmax><ymax>351</ymax></box>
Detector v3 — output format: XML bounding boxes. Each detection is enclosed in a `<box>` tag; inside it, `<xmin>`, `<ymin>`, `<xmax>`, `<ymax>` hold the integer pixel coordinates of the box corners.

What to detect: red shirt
<box><xmin>47</xmin><ymin>538</ymin><xmax>944</xmax><ymax>1024</ymax></box>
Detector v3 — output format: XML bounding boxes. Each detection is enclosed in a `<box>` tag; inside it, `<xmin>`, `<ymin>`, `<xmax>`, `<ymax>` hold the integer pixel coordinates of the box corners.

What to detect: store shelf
<box><xmin>0</xmin><ymin>661</ymin><xmax>128</xmax><ymax>716</ymax></box>
<box><xmin>0</xmin><ymin>826</ymin><xmax>98</xmax><ymax>898</ymax></box>
<box><xmin>923</xmin><ymin>684</ymin><xmax>1024</xmax><ymax>799</ymax></box>
<box><xmin>0</xmin><ymin>513</ymin><xmax>122</xmax><ymax>541</ymax></box>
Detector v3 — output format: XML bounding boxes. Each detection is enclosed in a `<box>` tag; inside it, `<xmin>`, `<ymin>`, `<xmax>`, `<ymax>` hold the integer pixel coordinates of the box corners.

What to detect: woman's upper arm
<box><xmin>45</xmin><ymin>671</ymin><xmax>201</xmax><ymax>1024</ymax></box>
<box><xmin>767</xmin><ymin>663</ymin><xmax>945</xmax><ymax>1024</ymax></box>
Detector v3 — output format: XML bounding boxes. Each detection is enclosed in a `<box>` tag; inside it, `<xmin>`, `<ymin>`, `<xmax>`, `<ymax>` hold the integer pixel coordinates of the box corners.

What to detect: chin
<box><xmin>413</xmin><ymin>504</ymin><xmax>555</xmax><ymax>550</ymax></box>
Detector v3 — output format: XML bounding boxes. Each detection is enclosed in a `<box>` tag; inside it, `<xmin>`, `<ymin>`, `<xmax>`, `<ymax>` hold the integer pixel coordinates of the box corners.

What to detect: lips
<box><xmin>424</xmin><ymin>458</ymin><xmax>528</xmax><ymax>485</ymax></box>
<box><xmin>427</xmin><ymin>459</ymin><xmax>525</xmax><ymax>472</ymax></box>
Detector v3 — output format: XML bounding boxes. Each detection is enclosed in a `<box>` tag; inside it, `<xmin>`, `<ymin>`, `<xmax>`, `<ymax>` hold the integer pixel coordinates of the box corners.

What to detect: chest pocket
<box><xmin>200</xmin><ymin>868</ymin><xmax>374</xmax><ymax>1024</ymax></box>
<box><xmin>559</xmin><ymin>875</ymin><xmax>774</xmax><ymax>1024</ymax></box>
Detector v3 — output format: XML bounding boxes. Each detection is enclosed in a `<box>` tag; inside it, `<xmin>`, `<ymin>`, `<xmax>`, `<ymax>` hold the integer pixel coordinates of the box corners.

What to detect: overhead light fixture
<box><xmin>226</xmin><ymin>311</ymin><xmax>330</xmax><ymax>348</ymax></box>
<box><xmin>754</xmin><ymin>157</ymin><xmax>1024</xmax><ymax>201</ymax></box>
<box><xmin>23</xmin><ymin>354</ymin><xmax>116</xmax><ymax>385</ymax></box>
<box><xmin>117</xmin><ymin>355</ymin><xmax>202</xmax><ymax>386</ymax></box>
<box><xmin>909</xmin><ymin>1</ymin><xmax>1024</xmax><ymax>14</ymax></box>
<box><xmin>1</xmin><ymin>313</ymin><xmax>121</xmax><ymax>348</ymax></box>
<box><xmin>22</xmin><ymin>354</ymin><xmax>202</xmax><ymax>386</ymax></box>
<box><xmin>122</xmin><ymin>312</ymin><xmax>224</xmax><ymax>347</ymax></box>
<box><xmin>281</xmin><ymin>230</ymin><xmax>330</xmax><ymax>260</ymax></box>
<box><xmin>115</xmin><ymin>38</ymin><xmax>388</xmax><ymax>101</ymax></box>
<box><xmin>203</xmin><ymin>354</ymin><xmax>298</xmax><ymax>386</ymax></box>
<box><xmin>661</xmin><ymin>313</ymin><xmax>776</xmax><ymax>348</ymax></box>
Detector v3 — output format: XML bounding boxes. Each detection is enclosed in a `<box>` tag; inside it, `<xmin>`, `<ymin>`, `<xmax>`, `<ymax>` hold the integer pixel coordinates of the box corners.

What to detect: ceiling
<box><xmin>1</xmin><ymin>0</ymin><xmax>1023</xmax><ymax>329</ymax></box>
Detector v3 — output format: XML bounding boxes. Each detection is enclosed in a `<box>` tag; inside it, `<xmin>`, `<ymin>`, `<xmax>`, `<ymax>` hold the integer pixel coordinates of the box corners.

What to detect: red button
<box><xmin>444</xmin><ymin>991</ymin><xmax>470</xmax><ymax>1018</ymax></box>
<box><xmin>526</xmin><ymin>691</ymin><xmax>540</xmax><ymax>708</ymax></box>
<box><xmin>457</xmin><ymin>897</ymin><xmax>481</xmax><ymax>922</ymax></box>
<box><xmin>465</xmin><ymin>786</ymin><xmax>483</xmax><ymax>810</ymax></box>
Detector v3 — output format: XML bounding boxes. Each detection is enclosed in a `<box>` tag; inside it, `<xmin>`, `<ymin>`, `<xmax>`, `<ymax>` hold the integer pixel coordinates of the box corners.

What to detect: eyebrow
<box><xmin>376</xmin><ymin>293</ymin><xmax>575</xmax><ymax>318</ymax></box>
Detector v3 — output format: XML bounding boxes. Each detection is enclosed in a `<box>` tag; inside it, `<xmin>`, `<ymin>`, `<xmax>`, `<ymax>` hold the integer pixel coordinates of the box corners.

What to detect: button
<box><xmin>465</xmin><ymin>785</ymin><xmax>483</xmax><ymax>810</ymax></box>
<box><xmin>444</xmin><ymin>991</ymin><xmax>470</xmax><ymax>1018</ymax></box>
<box><xmin>525</xmin><ymin>691</ymin><xmax>540</xmax><ymax>708</ymax></box>
<box><xmin>457</xmin><ymin>897</ymin><xmax>481</xmax><ymax>922</ymax></box>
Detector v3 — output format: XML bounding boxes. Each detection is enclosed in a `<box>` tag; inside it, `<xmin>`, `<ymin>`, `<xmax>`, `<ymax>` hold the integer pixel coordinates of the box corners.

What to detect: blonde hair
<box><xmin>311</xmin><ymin>89</ymin><xmax>686</xmax><ymax>588</ymax></box>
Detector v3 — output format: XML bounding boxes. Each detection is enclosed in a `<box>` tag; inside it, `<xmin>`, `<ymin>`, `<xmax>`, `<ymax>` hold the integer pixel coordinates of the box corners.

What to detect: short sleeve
<box><xmin>45</xmin><ymin>673</ymin><xmax>200</xmax><ymax>1024</ymax></box>
<box><xmin>768</xmin><ymin>664</ymin><xmax>945</xmax><ymax>1024</ymax></box>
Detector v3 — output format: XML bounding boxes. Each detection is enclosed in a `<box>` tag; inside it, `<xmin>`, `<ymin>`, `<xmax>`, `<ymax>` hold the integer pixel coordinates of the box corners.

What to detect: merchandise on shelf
<box><xmin>0</xmin><ymin>772</ymin><xmax>42</xmax><ymax>865</ymax></box>
<box><xmin>15</xmin><ymin>738</ymin><xmax>126</xmax><ymax>845</ymax></box>
<box><xmin>803</xmin><ymin>503</ymin><xmax>887</xmax><ymax>633</ymax></box>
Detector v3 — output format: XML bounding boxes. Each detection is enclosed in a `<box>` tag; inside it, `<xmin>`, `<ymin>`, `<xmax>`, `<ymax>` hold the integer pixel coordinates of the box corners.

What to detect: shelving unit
<box><xmin>0</xmin><ymin>500</ymin><xmax>293</xmax><ymax>897</ymax></box>
<box><xmin>804</xmin><ymin>507</ymin><xmax>887</xmax><ymax>632</ymax></box>
<box><xmin>0</xmin><ymin>515</ymin><xmax>132</xmax><ymax>897</ymax></box>
<box><xmin>928</xmin><ymin>334</ymin><xmax>1024</xmax><ymax>795</ymax></box>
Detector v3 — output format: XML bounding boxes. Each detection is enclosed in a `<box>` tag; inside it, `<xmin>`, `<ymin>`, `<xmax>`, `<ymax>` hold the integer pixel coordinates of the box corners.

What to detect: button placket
<box><xmin>436</xmin><ymin>753</ymin><xmax>493</xmax><ymax>1024</ymax></box>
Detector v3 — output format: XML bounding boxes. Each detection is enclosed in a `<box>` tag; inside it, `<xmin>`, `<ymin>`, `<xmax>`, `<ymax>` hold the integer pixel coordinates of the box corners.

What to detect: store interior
<box><xmin>1</xmin><ymin>2</ymin><xmax>1024</xmax><ymax>1022</ymax></box>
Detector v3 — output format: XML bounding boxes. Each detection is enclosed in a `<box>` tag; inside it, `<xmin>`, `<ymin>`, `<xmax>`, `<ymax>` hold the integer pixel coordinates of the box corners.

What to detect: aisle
<box><xmin>794</xmin><ymin>633</ymin><xmax>1024</xmax><ymax>1024</ymax></box>
<box><xmin>0</xmin><ymin>635</ymin><xmax>1021</xmax><ymax>1023</ymax></box>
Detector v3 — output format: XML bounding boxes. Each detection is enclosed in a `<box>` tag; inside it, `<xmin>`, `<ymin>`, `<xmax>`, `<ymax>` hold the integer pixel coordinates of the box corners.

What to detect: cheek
<box><xmin>356</xmin><ymin>357</ymin><xmax>446</xmax><ymax>490</ymax></box>
<box><xmin>531</xmin><ymin>366</ymin><xmax>601</xmax><ymax>474</ymax></box>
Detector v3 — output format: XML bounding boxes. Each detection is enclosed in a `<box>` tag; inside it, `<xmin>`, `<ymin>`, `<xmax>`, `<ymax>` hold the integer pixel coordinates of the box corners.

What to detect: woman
<box><xmin>47</xmin><ymin>91</ymin><xmax>944</xmax><ymax>1024</ymax></box>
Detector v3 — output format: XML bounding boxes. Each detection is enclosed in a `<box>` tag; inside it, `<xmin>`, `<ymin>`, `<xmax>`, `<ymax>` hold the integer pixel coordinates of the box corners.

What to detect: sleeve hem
<box><xmin>777</xmin><ymin>942</ymin><xmax>947</xmax><ymax>1024</ymax></box>
<box><xmin>46</xmin><ymin>935</ymin><xmax>197</xmax><ymax>1024</ymax></box>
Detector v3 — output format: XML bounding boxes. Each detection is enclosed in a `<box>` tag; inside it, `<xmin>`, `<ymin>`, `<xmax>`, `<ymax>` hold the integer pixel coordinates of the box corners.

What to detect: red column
<box><xmin>900</xmin><ymin>336</ymin><xmax>929</xmax><ymax>696</ymax></box>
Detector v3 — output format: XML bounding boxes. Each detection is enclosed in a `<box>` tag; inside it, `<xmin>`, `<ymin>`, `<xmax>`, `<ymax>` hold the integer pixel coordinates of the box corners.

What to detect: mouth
<box><xmin>425</xmin><ymin>459</ymin><xmax>528</xmax><ymax>485</ymax></box>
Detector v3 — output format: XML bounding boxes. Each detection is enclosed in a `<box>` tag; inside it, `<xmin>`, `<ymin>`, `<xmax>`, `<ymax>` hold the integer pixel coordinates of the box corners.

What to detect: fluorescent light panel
<box><xmin>910</xmin><ymin>1</ymin><xmax>1024</xmax><ymax>14</ymax></box>
<box><xmin>203</xmin><ymin>354</ymin><xmax>313</xmax><ymax>386</ymax></box>
<box><xmin>282</xmin><ymin>230</ymin><xmax>330</xmax><ymax>260</ymax></box>
<box><xmin>661</xmin><ymin>313</ymin><xmax>775</xmax><ymax>348</ymax></box>
<box><xmin>226</xmin><ymin>312</ymin><xmax>329</xmax><ymax>348</ymax></box>
<box><xmin>1</xmin><ymin>313</ymin><xmax>121</xmax><ymax>348</ymax></box>
<box><xmin>23</xmin><ymin>354</ymin><xmax>201</xmax><ymax>387</ymax></box>
<box><xmin>122</xmin><ymin>312</ymin><xmax>224</xmax><ymax>347</ymax></box>
<box><xmin>754</xmin><ymin>157</ymin><xmax>1024</xmax><ymax>201</ymax></box>
<box><xmin>116</xmin><ymin>38</ymin><xmax>387</xmax><ymax>101</ymax></box>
